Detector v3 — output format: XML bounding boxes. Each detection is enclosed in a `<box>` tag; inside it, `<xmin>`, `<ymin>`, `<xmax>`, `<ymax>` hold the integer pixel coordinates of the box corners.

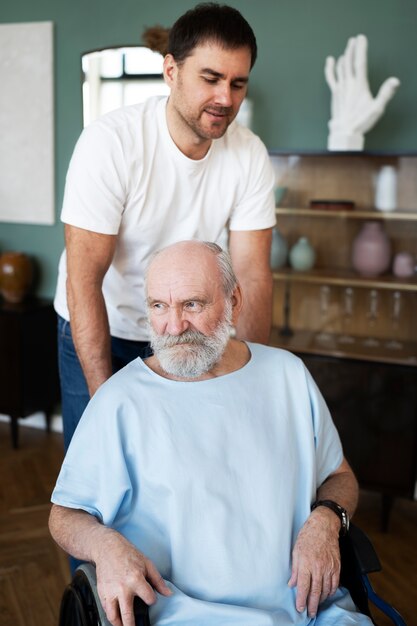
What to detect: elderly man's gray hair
<box><xmin>199</xmin><ymin>241</ymin><xmax>238</xmax><ymax>296</ymax></box>
<box><xmin>146</xmin><ymin>240</ymin><xmax>238</xmax><ymax>297</ymax></box>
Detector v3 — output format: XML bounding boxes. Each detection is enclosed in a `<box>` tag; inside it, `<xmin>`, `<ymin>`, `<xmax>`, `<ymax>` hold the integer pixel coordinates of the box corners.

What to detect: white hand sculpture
<box><xmin>325</xmin><ymin>34</ymin><xmax>400</xmax><ymax>151</ymax></box>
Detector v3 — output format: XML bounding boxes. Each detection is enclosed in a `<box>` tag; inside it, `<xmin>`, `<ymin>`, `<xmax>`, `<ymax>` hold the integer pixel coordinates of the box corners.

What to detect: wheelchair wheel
<box><xmin>59</xmin><ymin>563</ymin><xmax>151</xmax><ymax>626</ymax></box>
<box><xmin>59</xmin><ymin>565</ymin><xmax>105</xmax><ymax>626</ymax></box>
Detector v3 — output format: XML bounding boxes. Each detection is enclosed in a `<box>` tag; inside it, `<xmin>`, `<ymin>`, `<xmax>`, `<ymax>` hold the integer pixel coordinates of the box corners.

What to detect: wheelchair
<box><xmin>58</xmin><ymin>524</ymin><xmax>406</xmax><ymax>626</ymax></box>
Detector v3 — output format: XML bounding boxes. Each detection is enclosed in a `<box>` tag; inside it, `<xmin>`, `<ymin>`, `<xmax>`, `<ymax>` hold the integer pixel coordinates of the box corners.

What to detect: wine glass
<box><xmin>316</xmin><ymin>285</ymin><xmax>332</xmax><ymax>343</ymax></box>
<box><xmin>339</xmin><ymin>287</ymin><xmax>355</xmax><ymax>344</ymax></box>
<box><xmin>279</xmin><ymin>280</ymin><xmax>293</xmax><ymax>337</ymax></box>
<box><xmin>385</xmin><ymin>291</ymin><xmax>403</xmax><ymax>350</ymax></box>
<box><xmin>363</xmin><ymin>289</ymin><xmax>380</xmax><ymax>347</ymax></box>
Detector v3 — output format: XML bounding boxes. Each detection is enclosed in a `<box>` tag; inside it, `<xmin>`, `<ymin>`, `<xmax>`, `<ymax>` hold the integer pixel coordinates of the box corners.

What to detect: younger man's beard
<box><xmin>149</xmin><ymin>304</ymin><xmax>233</xmax><ymax>379</ymax></box>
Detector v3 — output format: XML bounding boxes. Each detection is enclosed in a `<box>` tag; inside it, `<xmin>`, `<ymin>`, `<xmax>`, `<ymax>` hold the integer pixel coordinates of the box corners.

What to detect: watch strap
<box><xmin>311</xmin><ymin>499</ymin><xmax>350</xmax><ymax>535</ymax></box>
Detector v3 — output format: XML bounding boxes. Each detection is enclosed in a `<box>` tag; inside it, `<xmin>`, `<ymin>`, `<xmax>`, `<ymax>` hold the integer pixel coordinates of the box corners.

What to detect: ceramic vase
<box><xmin>289</xmin><ymin>237</ymin><xmax>316</xmax><ymax>271</ymax></box>
<box><xmin>274</xmin><ymin>186</ymin><xmax>288</xmax><ymax>206</ymax></box>
<box><xmin>351</xmin><ymin>222</ymin><xmax>391</xmax><ymax>277</ymax></box>
<box><xmin>0</xmin><ymin>252</ymin><xmax>33</xmax><ymax>303</ymax></box>
<box><xmin>374</xmin><ymin>165</ymin><xmax>397</xmax><ymax>212</ymax></box>
<box><xmin>392</xmin><ymin>252</ymin><xmax>415</xmax><ymax>278</ymax></box>
<box><xmin>270</xmin><ymin>228</ymin><xmax>288</xmax><ymax>269</ymax></box>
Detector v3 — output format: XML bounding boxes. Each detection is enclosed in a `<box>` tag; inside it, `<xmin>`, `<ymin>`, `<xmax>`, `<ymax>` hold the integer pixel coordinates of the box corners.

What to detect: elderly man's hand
<box><xmin>288</xmin><ymin>507</ymin><xmax>341</xmax><ymax>618</ymax></box>
<box><xmin>93</xmin><ymin>530</ymin><xmax>172</xmax><ymax>626</ymax></box>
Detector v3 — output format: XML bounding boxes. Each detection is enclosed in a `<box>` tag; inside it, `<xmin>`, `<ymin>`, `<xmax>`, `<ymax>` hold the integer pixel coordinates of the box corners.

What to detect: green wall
<box><xmin>1</xmin><ymin>0</ymin><xmax>416</xmax><ymax>297</ymax></box>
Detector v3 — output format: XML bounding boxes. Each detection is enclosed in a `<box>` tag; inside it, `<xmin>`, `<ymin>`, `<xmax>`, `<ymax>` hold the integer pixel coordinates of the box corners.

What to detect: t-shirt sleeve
<box><xmin>51</xmin><ymin>385</ymin><xmax>133</xmax><ymax>525</ymax></box>
<box><xmin>228</xmin><ymin>134</ymin><xmax>276</xmax><ymax>232</ymax></box>
<box><xmin>304</xmin><ymin>366</ymin><xmax>344</xmax><ymax>487</ymax></box>
<box><xmin>60</xmin><ymin>121</ymin><xmax>128</xmax><ymax>234</ymax></box>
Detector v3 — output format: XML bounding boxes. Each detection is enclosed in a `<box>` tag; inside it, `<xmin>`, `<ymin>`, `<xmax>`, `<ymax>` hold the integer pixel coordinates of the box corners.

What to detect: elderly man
<box><xmin>49</xmin><ymin>241</ymin><xmax>371</xmax><ymax>626</ymax></box>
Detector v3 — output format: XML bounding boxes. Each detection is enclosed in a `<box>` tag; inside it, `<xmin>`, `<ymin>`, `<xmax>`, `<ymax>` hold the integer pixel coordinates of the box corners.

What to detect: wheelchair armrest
<box><xmin>339</xmin><ymin>523</ymin><xmax>407</xmax><ymax>626</ymax></box>
<box><xmin>345</xmin><ymin>522</ymin><xmax>381</xmax><ymax>574</ymax></box>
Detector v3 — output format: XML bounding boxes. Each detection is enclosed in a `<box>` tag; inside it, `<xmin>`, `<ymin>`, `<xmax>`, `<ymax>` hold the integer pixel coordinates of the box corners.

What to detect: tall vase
<box><xmin>351</xmin><ymin>221</ymin><xmax>391</xmax><ymax>277</ymax></box>
<box><xmin>374</xmin><ymin>165</ymin><xmax>397</xmax><ymax>212</ymax></box>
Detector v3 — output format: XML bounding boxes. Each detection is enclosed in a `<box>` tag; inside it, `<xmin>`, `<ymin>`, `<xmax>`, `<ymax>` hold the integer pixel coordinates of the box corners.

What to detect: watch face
<box><xmin>341</xmin><ymin>510</ymin><xmax>350</xmax><ymax>533</ymax></box>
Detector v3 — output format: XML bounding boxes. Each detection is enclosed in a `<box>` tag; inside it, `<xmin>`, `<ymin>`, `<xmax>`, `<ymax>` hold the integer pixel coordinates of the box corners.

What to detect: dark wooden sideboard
<box><xmin>0</xmin><ymin>297</ymin><xmax>60</xmax><ymax>448</ymax></box>
<box><xmin>297</xmin><ymin>352</ymin><xmax>417</xmax><ymax>530</ymax></box>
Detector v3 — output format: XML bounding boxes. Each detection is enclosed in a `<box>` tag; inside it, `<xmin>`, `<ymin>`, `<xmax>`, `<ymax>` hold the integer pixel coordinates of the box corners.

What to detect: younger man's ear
<box><xmin>163</xmin><ymin>54</ymin><xmax>178</xmax><ymax>86</ymax></box>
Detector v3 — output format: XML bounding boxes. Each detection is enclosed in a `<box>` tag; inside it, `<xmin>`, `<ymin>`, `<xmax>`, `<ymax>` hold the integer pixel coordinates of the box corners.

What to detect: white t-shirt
<box><xmin>54</xmin><ymin>97</ymin><xmax>276</xmax><ymax>340</ymax></box>
<box><xmin>51</xmin><ymin>343</ymin><xmax>370</xmax><ymax>625</ymax></box>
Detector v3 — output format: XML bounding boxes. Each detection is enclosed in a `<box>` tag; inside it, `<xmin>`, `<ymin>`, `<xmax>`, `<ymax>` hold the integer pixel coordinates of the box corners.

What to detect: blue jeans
<box><xmin>57</xmin><ymin>315</ymin><xmax>152</xmax><ymax>451</ymax></box>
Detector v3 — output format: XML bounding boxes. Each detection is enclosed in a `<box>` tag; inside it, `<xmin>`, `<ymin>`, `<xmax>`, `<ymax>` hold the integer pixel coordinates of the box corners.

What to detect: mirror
<box><xmin>82</xmin><ymin>46</ymin><xmax>253</xmax><ymax>129</ymax></box>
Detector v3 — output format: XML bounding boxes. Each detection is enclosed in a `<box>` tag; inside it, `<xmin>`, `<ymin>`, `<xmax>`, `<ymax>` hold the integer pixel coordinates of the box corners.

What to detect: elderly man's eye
<box><xmin>185</xmin><ymin>301</ymin><xmax>203</xmax><ymax>311</ymax></box>
<box><xmin>152</xmin><ymin>302</ymin><xmax>166</xmax><ymax>312</ymax></box>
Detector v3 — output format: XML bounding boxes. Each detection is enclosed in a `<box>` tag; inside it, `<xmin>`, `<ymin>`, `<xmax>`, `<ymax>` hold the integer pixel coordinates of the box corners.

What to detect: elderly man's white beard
<box><xmin>149</xmin><ymin>305</ymin><xmax>233</xmax><ymax>379</ymax></box>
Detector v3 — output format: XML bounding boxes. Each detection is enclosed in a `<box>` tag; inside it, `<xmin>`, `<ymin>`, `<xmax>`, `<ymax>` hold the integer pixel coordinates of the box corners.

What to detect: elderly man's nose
<box><xmin>165</xmin><ymin>308</ymin><xmax>189</xmax><ymax>335</ymax></box>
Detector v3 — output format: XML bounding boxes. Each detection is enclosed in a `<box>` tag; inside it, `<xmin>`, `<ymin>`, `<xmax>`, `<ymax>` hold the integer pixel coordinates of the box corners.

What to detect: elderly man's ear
<box><xmin>231</xmin><ymin>285</ymin><xmax>244</xmax><ymax>325</ymax></box>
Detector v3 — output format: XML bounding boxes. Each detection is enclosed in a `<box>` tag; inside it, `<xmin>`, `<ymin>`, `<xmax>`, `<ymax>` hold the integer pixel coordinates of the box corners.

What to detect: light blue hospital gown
<box><xmin>52</xmin><ymin>343</ymin><xmax>372</xmax><ymax>625</ymax></box>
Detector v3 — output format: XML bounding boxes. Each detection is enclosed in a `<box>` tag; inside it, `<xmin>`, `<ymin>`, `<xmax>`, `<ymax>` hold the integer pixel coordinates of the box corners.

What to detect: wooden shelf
<box><xmin>269</xmin><ymin>150</ymin><xmax>417</xmax><ymax>157</ymax></box>
<box><xmin>272</xmin><ymin>267</ymin><xmax>417</xmax><ymax>292</ymax></box>
<box><xmin>276</xmin><ymin>207</ymin><xmax>417</xmax><ymax>220</ymax></box>
<box><xmin>271</xmin><ymin>153</ymin><xmax>417</xmax><ymax>365</ymax></box>
<box><xmin>270</xmin><ymin>327</ymin><xmax>417</xmax><ymax>368</ymax></box>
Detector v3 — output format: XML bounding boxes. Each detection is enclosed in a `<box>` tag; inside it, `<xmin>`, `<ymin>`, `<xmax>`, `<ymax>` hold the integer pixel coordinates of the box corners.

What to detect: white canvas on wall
<box><xmin>0</xmin><ymin>21</ymin><xmax>54</xmax><ymax>225</ymax></box>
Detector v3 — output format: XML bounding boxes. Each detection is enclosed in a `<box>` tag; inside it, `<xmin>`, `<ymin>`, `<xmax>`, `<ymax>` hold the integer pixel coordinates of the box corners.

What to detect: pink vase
<box><xmin>351</xmin><ymin>221</ymin><xmax>391</xmax><ymax>277</ymax></box>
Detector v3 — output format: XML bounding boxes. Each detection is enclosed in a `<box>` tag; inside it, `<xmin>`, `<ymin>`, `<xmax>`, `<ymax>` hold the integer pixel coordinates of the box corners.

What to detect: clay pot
<box><xmin>351</xmin><ymin>222</ymin><xmax>391</xmax><ymax>278</ymax></box>
<box><xmin>0</xmin><ymin>252</ymin><xmax>33</xmax><ymax>303</ymax></box>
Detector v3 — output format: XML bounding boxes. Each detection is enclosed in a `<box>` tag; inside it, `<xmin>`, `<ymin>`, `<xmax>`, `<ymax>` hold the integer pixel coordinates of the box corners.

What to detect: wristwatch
<box><xmin>311</xmin><ymin>499</ymin><xmax>350</xmax><ymax>535</ymax></box>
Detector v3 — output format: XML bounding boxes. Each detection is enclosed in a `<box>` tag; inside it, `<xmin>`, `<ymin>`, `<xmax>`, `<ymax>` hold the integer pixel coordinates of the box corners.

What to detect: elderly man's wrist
<box><xmin>311</xmin><ymin>499</ymin><xmax>350</xmax><ymax>535</ymax></box>
<box><xmin>311</xmin><ymin>505</ymin><xmax>341</xmax><ymax>532</ymax></box>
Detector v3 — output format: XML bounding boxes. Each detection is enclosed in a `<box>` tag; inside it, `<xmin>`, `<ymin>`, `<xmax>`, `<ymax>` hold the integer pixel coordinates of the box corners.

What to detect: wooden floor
<box><xmin>0</xmin><ymin>421</ymin><xmax>416</xmax><ymax>626</ymax></box>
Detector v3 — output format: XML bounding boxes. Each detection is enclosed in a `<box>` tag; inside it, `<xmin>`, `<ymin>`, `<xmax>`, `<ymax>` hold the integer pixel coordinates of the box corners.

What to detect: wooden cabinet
<box><xmin>0</xmin><ymin>298</ymin><xmax>60</xmax><ymax>448</ymax></box>
<box><xmin>269</xmin><ymin>152</ymin><xmax>417</xmax><ymax>364</ymax></box>
<box><xmin>287</xmin><ymin>351</ymin><xmax>417</xmax><ymax>529</ymax></box>
<box><xmin>269</xmin><ymin>152</ymin><xmax>417</xmax><ymax>525</ymax></box>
